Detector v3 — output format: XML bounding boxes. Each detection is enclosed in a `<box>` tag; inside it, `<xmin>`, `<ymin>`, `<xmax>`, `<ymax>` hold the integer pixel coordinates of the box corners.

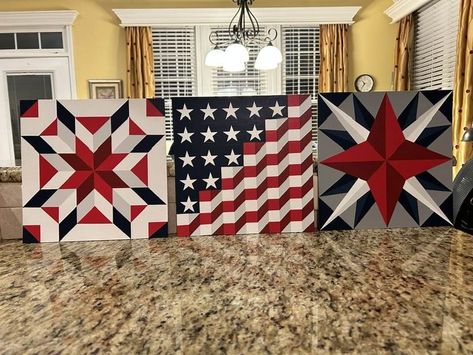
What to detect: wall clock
<box><xmin>355</xmin><ymin>74</ymin><xmax>374</xmax><ymax>92</ymax></box>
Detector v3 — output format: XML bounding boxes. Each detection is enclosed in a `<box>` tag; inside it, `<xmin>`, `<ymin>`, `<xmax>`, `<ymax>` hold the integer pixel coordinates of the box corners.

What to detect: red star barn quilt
<box><xmin>172</xmin><ymin>95</ymin><xmax>315</xmax><ymax>237</ymax></box>
<box><xmin>317</xmin><ymin>91</ymin><xmax>453</xmax><ymax>230</ymax></box>
<box><xmin>20</xmin><ymin>99</ymin><xmax>168</xmax><ymax>242</ymax></box>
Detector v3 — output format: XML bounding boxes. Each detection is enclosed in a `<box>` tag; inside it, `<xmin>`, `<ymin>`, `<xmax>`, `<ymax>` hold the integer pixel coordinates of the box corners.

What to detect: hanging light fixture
<box><xmin>205</xmin><ymin>0</ymin><xmax>282</xmax><ymax>72</ymax></box>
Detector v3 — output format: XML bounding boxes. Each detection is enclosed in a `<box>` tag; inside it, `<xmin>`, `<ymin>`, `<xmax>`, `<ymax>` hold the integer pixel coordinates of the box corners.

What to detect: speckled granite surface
<box><xmin>0</xmin><ymin>167</ymin><xmax>21</xmax><ymax>182</ymax></box>
<box><xmin>0</xmin><ymin>227</ymin><xmax>472</xmax><ymax>353</ymax></box>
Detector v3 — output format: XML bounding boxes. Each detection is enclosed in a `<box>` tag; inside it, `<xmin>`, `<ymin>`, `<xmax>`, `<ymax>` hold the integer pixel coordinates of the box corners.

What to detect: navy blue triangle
<box><xmin>147</xmin><ymin>98</ymin><xmax>165</xmax><ymax>115</ymax></box>
<box><xmin>132</xmin><ymin>188</ymin><xmax>165</xmax><ymax>205</ymax></box>
<box><xmin>111</xmin><ymin>101</ymin><xmax>129</xmax><ymax>133</ymax></box>
<box><xmin>317</xmin><ymin>95</ymin><xmax>332</xmax><ymax>127</ymax></box>
<box><xmin>421</xmin><ymin>91</ymin><xmax>452</xmax><ymax>122</ymax></box>
<box><xmin>321</xmin><ymin>174</ymin><xmax>357</xmax><ymax>196</ymax></box>
<box><xmin>320</xmin><ymin>129</ymin><xmax>357</xmax><ymax>150</ymax></box>
<box><xmin>318</xmin><ymin>93</ymin><xmax>351</xmax><ymax>127</ymax></box>
<box><xmin>113</xmin><ymin>208</ymin><xmax>131</xmax><ymax>238</ymax></box>
<box><xmin>24</xmin><ymin>189</ymin><xmax>56</xmax><ymax>207</ymax></box>
<box><xmin>398</xmin><ymin>190</ymin><xmax>420</xmax><ymax>224</ymax></box>
<box><xmin>415</xmin><ymin>125</ymin><xmax>450</xmax><ymax>147</ymax></box>
<box><xmin>150</xmin><ymin>223</ymin><xmax>168</xmax><ymax>238</ymax></box>
<box><xmin>59</xmin><ymin>208</ymin><xmax>77</xmax><ymax>241</ymax></box>
<box><xmin>421</xmin><ymin>194</ymin><xmax>453</xmax><ymax>227</ymax></box>
<box><xmin>23</xmin><ymin>227</ymin><xmax>39</xmax><ymax>243</ymax></box>
<box><xmin>353</xmin><ymin>95</ymin><xmax>374</xmax><ymax>129</ymax></box>
<box><xmin>22</xmin><ymin>136</ymin><xmax>55</xmax><ymax>154</ymax></box>
<box><xmin>132</xmin><ymin>135</ymin><xmax>164</xmax><ymax>153</ymax></box>
<box><xmin>398</xmin><ymin>93</ymin><xmax>419</xmax><ymax>130</ymax></box>
<box><xmin>323</xmin><ymin>93</ymin><xmax>351</xmax><ymax>106</ymax></box>
<box><xmin>416</xmin><ymin>171</ymin><xmax>451</xmax><ymax>192</ymax></box>
<box><xmin>354</xmin><ymin>191</ymin><xmax>375</xmax><ymax>227</ymax></box>
<box><xmin>20</xmin><ymin>100</ymin><xmax>37</xmax><ymax>117</ymax></box>
<box><xmin>318</xmin><ymin>199</ymin><xmax>352</xmax><ymax>231</ymax></box>
<box><xmin>57</xmin><ymin>102</ymin><xmax>75</xmax><ymax>134</ymax></box>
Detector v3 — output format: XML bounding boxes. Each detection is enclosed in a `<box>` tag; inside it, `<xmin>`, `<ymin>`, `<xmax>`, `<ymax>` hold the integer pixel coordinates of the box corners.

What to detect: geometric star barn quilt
<box><xmin>21</xmin><ymin>99</ymin><xmax>168</xmax><ymax>242</ymax></box>
<box><xmin>318</xmin><ymin>91</ymin><xmax>453</xmax><ymax>230</ymax></box>
<box><xmin>172</xmin><ymin>95</ymin><xmax>315</xmax><ymax>237</ymax></box>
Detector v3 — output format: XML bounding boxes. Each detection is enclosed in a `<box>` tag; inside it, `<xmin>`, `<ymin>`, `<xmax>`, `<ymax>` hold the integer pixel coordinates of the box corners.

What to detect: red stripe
<box><xmin>287</xmin><ymin>106</ymin><xmax>312</xmax><ymax>129</ymax></box>
<box><xmin>265</xmin><ymin>119</ymin><xmax>289</xmax><ymax>142</ymax></box>
<box><xmin>243</xmin><ymin>141</ymin><xmax>265</xmax><ymax>155</ymax></box>
<box><xmin>288</xmin><ymin>94</ymin><xmax>310</xmax><ymax>109</ymax></box>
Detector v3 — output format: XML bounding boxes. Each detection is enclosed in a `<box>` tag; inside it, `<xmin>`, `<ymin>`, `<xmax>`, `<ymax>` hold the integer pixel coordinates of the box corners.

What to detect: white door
<box><xmin>0</xmin><ymin>57</ymin><xmax>73</xmax><ymax>166</ymax></box>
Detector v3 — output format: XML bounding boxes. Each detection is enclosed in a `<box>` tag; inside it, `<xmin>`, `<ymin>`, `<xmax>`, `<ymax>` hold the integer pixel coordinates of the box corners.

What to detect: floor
<box><xmin>0</xmin><ymin>227</ymin><xmax>472</xmax><ymax>354</ymax></box>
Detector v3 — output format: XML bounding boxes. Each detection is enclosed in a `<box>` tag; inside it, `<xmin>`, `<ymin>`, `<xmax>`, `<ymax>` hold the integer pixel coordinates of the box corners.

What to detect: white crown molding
<box><xmin>113</xmin><ymin>7</ymin><xmax>361</xmax><ymax>27</ymax></box>
<box><xmin>0</xmin><ymin>10</ymin><xmax>78</xmax><ymax>28</ymax></box>
<box><xmin>384</xmin><ymin>0</ymin><xmax>432</xmax><ymax>23</ymax></box>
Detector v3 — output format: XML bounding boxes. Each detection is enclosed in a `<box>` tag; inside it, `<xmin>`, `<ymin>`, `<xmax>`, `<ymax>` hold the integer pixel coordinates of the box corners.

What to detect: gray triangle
<box><xmin>355</xmin><ymin>203</ymin><xmax>385</xmax><ymax>229</ymax></box>
<box><xmin>388</xmin><ymin>202</ymin><xmax>420</xmax><ymax>228</ymax></box>
<box><xmin>353</xmin><ymin>92</ymin><xmax>385</xmax><ymax>118</ymax></box>
<box><xmin>317</xmin><ymin>131</ymin><xmax>347</xmax><ymax>161</ymax></box>
<box><xmin>386</xmin><ymin>91</ymin><xmax>418</xmax><ymax>118</ymax></box>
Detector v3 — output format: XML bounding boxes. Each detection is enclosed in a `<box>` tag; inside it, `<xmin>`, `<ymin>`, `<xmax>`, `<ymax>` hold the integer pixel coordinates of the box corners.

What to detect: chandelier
<box><xmin>205</xmin><ymin>0</ymin><xmax>282</xmax><ymax>72</ymax></box>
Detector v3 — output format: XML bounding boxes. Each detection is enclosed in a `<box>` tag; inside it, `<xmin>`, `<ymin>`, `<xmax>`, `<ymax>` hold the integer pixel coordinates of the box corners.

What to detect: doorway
<box><xmin>0</xmin><ymin>57</ymin><xmax>73</xmax><ymax>166</ymax></box>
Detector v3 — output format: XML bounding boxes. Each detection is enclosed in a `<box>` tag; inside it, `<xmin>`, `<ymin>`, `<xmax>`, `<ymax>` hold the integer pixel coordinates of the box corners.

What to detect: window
<box><xmin>152</xmin><ymin>24</ymin><xmax>320</xmax><ymax>153</ymax></box>
<box><xmin>152</xmin><ymin>26</ymin><xmax>197</xmax><ymax>151</ymax></box>
<box><xmin>282</xmin><ymin>25</ymin><xmax>319</xmax><ymax>150</ymax></box>
<box><xmin>411</xmin><ymin>0</ymin><xmax>459</xmax><ymax>90</ymax></box>
<box><xmin>0</xmin><ymin>31</ymin><xmax>64</xmax><ymax>51</ymax></box>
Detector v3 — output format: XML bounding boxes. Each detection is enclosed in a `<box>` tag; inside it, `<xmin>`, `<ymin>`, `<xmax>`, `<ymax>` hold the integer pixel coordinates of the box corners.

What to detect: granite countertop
<box><xmin>0</xmin><ymin>227</ymin><xmax>472</xmax><ymax>353</ymax></box>
<box><xmin>0</xmin><ymin>167</ymin><xmax>21</xmax><ymax>182</ymax></box>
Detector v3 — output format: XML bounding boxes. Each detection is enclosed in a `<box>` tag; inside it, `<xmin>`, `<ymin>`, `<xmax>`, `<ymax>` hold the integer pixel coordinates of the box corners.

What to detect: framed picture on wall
<box><xmin>88</xmin><ymin>80</ymin><xmax>123</xmax><ymax>99</ymax></box>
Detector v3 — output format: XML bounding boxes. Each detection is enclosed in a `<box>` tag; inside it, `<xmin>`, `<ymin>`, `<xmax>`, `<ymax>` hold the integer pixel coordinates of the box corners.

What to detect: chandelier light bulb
<box><xmin>261</xmin><ymin>43</ymin><xmax>282</xmax><ymax>63</ymax></box>
<box><xmin>205</xmin><ymin>47</ymin><xmax>225</xmax><ymax>67</ymax></box>
<box><xmin>225</xmin><ymin>42</ymin><xmax>249</xmax><ymax>63</ymax></box>
<box><xmin>223</xmin><ymin>57</ymin><xmax>246</xmax><ymax>72</ymax></box>
<box><xmin>255</xmin><ymin>45</ymin><xmax>280</xmax><ymax>70</ymax></box>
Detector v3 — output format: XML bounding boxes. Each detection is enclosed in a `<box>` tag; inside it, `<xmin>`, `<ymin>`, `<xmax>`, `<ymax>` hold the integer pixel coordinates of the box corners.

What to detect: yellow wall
<box><xmin>349</xmin><ymin>0</ymin><xmax>398</xmax><ymax>91</ymax></box>
<box><xmin>0</xmin><ymin>0</ymin><xmax>397</xmax><ymax>97</ymax></box>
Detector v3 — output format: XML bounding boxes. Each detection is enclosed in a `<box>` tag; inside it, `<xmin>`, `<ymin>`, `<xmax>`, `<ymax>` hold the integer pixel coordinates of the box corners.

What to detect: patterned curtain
<box><xmin>319</xmin><ymin>24</ymin><xmax>348</xmax><ymax>92</ymax></box>
<box><xmin>393</xmin><ymin>14</ymin><xmax>414</xmax><ymax>91</ymax></box>
<box><xmin>453</xmin><ymin>0</ymin><xmax>473</xmax><ymax>177</ymax></box>
<box><xmin>126</xmin><ymin>27</ymin><xmax>155</xmax><ymax>98</ymax></box>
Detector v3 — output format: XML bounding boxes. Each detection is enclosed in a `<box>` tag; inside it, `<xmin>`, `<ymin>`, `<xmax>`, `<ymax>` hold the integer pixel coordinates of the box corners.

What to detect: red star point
<box><xmin>322</xmin><ymin>94</ymin><xmax>450</xmax><ymax>225</ymax></box>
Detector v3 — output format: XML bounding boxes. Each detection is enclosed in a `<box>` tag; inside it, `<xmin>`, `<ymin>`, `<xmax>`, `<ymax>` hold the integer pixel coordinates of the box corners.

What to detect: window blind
<box><xmin>152</xmin><ymin>26</ymin><xmax>197</xmax><ymax>144</ymax></box>
<box><xmin>281</xmin><ymin>25</ymin><xmax>320</xmax><ymax>150</ymax></box>
<box><xmin>209</xmin><ymin>26</ymin><xmax>268</xmax><ymax>96</ymax></box>
<box><xmin>412</xmin><ymin>0</ymin><xmax>459</xmax><ymax>90</ymax></box>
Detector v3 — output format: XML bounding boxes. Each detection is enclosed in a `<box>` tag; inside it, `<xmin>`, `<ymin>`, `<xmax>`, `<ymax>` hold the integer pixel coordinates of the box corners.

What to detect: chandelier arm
<box><xmin>208</xmin><ymin>31</ymin><xmax>219</xmax><ymax>46</ymax></box>
<box><xmin>228</xmin><ymin>3</ymin><xmax>242</xmax><ymax>41</ymax></box>
<box><xmin>246</xmin><ymin>2</ymin><xmax>260</xmax><ymax>38</ymax></box>
<box><xmin>264</xmin><ymin>28</ymin><xmax>278</xmax><ymax>42</ymax></box>
<box><xmin>239</xmin><ymin>1</ymin><xmax>246</xmax><ymax>41</ymax></box>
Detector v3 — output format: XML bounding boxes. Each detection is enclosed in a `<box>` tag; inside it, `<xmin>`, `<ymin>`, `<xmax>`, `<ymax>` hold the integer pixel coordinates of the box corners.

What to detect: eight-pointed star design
<box><xmin>321</xmin><ymin>95</ymin><xmax>450</xmax><ymax>225</ymax></box>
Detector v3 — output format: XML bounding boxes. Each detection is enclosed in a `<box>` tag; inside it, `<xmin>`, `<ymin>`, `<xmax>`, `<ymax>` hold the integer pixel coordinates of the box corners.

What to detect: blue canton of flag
<box><xmin>172</xmin><ymin>96</ymin><xmax>287</xmax><ymax>214</ymax></box>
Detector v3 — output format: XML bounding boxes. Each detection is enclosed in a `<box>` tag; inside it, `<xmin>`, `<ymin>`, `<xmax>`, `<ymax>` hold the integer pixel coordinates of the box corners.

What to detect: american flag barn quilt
<box><xmin>20</xmin><ymin>99</ymin><xmax>168</xmax><ymax>242</ymax></box>
<box><xmin>172</xmin><ymin>95</ymin><xmax>315</xmax><ymax>237</ymax></box>
<box><xmin>318</xmin><ymin>91</ymin><xmax>453</xmax><ymax>230</ymax></box>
